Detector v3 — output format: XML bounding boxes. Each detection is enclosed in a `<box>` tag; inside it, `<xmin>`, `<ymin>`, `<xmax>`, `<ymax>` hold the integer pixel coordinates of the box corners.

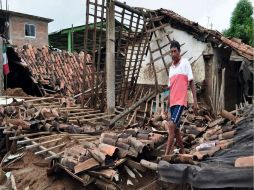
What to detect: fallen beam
<box><xmin>23</xmin><ymin>137</ymin><xmax>57</xmax><ymax>159</ymax></box>
<box><xmin>17</xmin><ymin>134</ymin><xmax>59</xmax><ymax>145</ymax></box>
<box><xmin>26</xmin><ymin>138</ymin><xmax>62</xmax><ymax>150</ymax></box>
<box><xmin>109</xmin><ymin>90</ymin><xmax>156</xmax><ymax>128</ymax></box>
<box><xmin>9</xmin><ymin>132</ymin><xmax>52</xmax><ymax>140</ymax></box>
<box><xmin>34</xmin><ymin>143</ymin><xmax>66</xmax><ymax>155</ymax></box>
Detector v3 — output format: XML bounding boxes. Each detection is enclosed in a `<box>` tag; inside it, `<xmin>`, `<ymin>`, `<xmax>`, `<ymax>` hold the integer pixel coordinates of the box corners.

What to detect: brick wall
<box><xmin>9</xmin><ymin>15</ymin><xmax>49</xmax><ymax>48</ymax></box>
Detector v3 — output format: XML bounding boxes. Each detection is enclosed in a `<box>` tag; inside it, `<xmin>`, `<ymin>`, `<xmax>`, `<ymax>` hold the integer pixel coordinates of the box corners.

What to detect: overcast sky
<box><xmin>3</xmin><ymin>0</ymin><xmax>254</xmax><ymax>33</ymax></box>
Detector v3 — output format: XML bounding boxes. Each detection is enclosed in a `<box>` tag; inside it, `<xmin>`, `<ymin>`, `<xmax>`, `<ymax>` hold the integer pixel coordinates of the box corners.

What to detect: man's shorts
<box><xmin>168</xmin><ymin>105</ymin><xmax>185</xmax><ymax>128</ymax></box>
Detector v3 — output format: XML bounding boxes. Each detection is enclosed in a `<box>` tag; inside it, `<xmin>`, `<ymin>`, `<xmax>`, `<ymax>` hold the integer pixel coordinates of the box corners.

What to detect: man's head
<box><xmin>170</xmin><ymin>40</ymin><xmax>181</xmax><ymax>64</ymax></box>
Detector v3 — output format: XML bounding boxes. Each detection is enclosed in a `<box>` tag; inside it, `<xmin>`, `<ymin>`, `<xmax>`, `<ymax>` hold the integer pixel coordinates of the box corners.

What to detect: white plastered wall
<box><xmin>137</xmin><ymin>25</ymin><xmax>208</xmax><ymax>86</ymax></box>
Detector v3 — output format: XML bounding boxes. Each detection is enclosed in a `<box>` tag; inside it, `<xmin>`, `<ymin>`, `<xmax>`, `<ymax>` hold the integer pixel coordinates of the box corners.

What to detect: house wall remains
<box><xmin>137</xmin><ymin>25</ymin><xmax>207</xmax><ymax>86</ymax></box>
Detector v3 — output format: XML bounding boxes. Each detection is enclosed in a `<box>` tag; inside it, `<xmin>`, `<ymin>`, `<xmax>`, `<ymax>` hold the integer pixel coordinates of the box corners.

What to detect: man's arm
<box><xmin>190</xmin><ymin>80</ymin><xmax>198</xmax><ymax>114</ymax></box>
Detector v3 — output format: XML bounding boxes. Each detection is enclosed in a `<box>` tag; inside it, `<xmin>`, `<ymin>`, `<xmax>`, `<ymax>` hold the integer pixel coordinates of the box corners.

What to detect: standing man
<box><xmin>165</xmin><ymin>40</ymin><xmax>197</xmax><ymax>155</ymax></box>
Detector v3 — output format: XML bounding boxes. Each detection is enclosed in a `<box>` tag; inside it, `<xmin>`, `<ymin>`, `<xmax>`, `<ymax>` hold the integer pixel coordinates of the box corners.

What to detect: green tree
<box><xmin>223</xmin><ymin>0</ymin><xmax>254</xmax><ymax>46</ymax></box>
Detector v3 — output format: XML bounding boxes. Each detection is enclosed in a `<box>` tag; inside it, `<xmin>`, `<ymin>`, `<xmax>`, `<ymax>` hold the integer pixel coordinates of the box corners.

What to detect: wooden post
<box><xmin>106</xmin><ymin>0</ymin><xmax>115</xmax><ymax>114</ymax></box>
<box><xmin>68</xmin><ymin>30</ymin><xmax>71</xmax><ymax>52</ymax></box>
<box><xmin>0</xmin><ymin>37</ymin><xmax>4</xmax><ymax>96</ymax></box>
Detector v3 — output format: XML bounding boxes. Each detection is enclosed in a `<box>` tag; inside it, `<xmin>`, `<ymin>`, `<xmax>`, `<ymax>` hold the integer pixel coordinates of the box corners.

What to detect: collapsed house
<box><xmin>0</xmin><ymin>0</ymin><xmax>253</xmax><ymax>189</ymax></box>
<box><xmin>6</xmin><ymin>1</ymin><xmax>254</xmax><ymax>113</ymax></box>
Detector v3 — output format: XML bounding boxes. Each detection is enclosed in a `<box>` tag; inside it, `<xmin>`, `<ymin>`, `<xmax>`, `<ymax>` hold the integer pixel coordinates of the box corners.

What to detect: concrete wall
<box><xmin>9</xmin><ymin>15</ymin><xmax>49</xmax><ymax>48</ymax></box>
<box><xmin>137</xmin><ymin>25</ymin><xmax>207</xmax><ymax>85</ymax></box>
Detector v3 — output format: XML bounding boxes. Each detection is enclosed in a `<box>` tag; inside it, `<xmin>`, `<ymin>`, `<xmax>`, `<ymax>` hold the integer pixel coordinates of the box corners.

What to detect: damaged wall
<box><xmin>137</xmin><ymin>25</ymin><xmax>207</xmax><ymax>85</ymax></box>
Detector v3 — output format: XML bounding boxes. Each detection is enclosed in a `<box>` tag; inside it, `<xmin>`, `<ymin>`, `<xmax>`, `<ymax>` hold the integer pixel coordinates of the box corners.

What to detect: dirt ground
<box><xmin>9</xmin><ymin>151</ymin><xmax>86</xmax><ymax>190</ymax></box>
<box><xmin>4</xmin><ymin>88</ymin><xmax>28</xmax><ymax>97</ymax></box>
<box><xmin>6</xmin><ymin>151</ymin><xmax>160</xmax><ymax>190</ymax></box>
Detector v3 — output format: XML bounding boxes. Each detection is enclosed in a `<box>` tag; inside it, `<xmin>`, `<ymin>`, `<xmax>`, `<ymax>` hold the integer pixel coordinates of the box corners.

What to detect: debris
<box><xmin>127</xmin><ymin>179</ymin><xmax>134</xmax><ymax>186</ymax></box>
<box><xmin>124</xmin><ymin>165</ymin><xmax>136</xmax><ymax>178</ymax></box>
<box><xmin>74</xmin><ymin>158</ymin><xmax>99</xmax><ymax>174</ymax></box>
<box><xmin>235</xmin><ymin>156</ymin><xmax>254</xmax><ymax>168</ymax></box>
<box><xmin>140</xmin><ymin>159</ymin><xmax>158</xmax><ymax>171</ymax></box>
<box><xmin>109</xmin><ymin>90</ymin><xmax>156</xmax><ymax>128</ymax></box>
<box><xmin>220</xmin><ymin>109</ymin><xmax>237</xmax><ymax>123</ymax></box>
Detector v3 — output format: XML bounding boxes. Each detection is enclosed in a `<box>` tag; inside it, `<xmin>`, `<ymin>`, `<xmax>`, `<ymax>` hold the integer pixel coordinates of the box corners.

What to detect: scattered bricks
<box><xmin>149</xmin><ymin>133</ymin><xmax>166</xmax><ymax>145</ymax></box>
<box><xmin>98</xmin><ymin>143</ymin><xmax>118</xmax><ymax>157</ymax></box>
<box><xmin>123</xmin><ymin>130</ymin><xmax>138</xmax><ymax>137</ymax></box>
<box><xmin>162</xmin><ymin>154</ymin><xmax>194</xmax><ymax>164</ymax></box>
<box><xmin>207</xmin><ymin>134</ymin><xmax>218</xmax><ymax>141</ymax></box>
<box><xmin>128</xmin><ymin>147</ymin><xmax>139</xmax><ymax>157</ymax></box>
<box><xmin>140</xmin><ymin>159</ymin><xmax>158</xmax><ymax>171</ymax></box>
<box><xmin>219</xmin><ymin>130</ymin><xmax>236</xmax><ymax>140</ymax></box>
<box><xmin>117</xmin><ymin>148</ymin><xmax>129</xmax><ymax>158</ymax></box>
<box><xmin>136</xmin><ymin>133</ymin><xmax>150</xmax><ymax>140</ymax></box>
<box><xmin>221</xmin><ymin>125</ymin><xmax>235</xmax><ymax>133</ymax></box>
<box><xmin>100</xmin><ymin>137</ymin><xmax>117</xmax><ymax>146</ymax></box>
<box><xmin>74</xmin><ymin>157</ymin><xmax>99</xmax><ymax>174</ymax></box>
<box><xmin>101</xmin><ymin>133</ymin><xmax>119</xmax><ymax>140</ymax></box>
<box><xmin>204</xmin><ymin>125</ymin><xmax>221</xmax><ymax>140</ymax></box>
<box><xmin>6</xmin><ymin>119</ymin><xmax>31</xmax><ymax>130</ymax></box>
<box><xmin>115</xmin><ymin>141</ymin><xmax>130</xmax><ymax>150</ymax></box>
<box><xmin>220</xmin><ymin>110</ymin><xmax>237</xmax><ymax>124</ymax></box>
<box><xmin>128</xmin><ymin>137</ymin><xmax>145</xmax><ymax>153</ymax></box>
<box><xmin>193</xmin><ymin>151</ymin><xmax>209</xmax><ymax>161</ymax></box>
<box><xmin>117</xmin><ymin>138</ymin><xmax>129</xmax><ymax>144</ymax></box>
<box><xmin>218</xmin><ymin>139</ymin><xmax>234</xmax><ymax>149</ymax></box>
<box><xmin>193</xmin><ymin>146</ymin><xmax>220</xmax><ymax>161</ymax></box>
<box><xmin>88</xmin><ymin>148</ymin><xmax>106</xmax><ymax>164</ymax></box>
<box><xmin>208</xmin><ymin>118</ymin><xmax>225</xmax><ymax>128</ymax></box>
<box><xmin>235</xmin><ymin>156</ymin><xmax>254</xmax><ymax>168</ymax></box>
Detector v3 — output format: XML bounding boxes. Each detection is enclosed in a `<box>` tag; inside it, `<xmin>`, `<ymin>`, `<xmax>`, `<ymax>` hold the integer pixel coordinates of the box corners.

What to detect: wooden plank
<box><xmin>146</xmin><ymin>24</ymin><xmax>169</xmax><ymax>33</ymax></box>
<box><xmin>9</xmin><ymin>132</ymin><xmax>52</xmax><ymax>140</ymax></box>
<box><xmin>74</xmin><ymin>158</ymin><xmax>99</xmax><ymax>174</ymax></box>
<box><xmin>17</xmin><ymin>134</ymin><xmax>59</xmax><ymax>145</ymax></box>
<box><xmin>69</xmin><ymin>112</ymin><xmax>105</xmax><ymax>119</ymax></box>
<box><xmin>68</xmin><ymin>110</ymin><xmax>100</xmax><ymax>116</ymax></box>
<box><xmin>26</xmin><ymin>138</ymin><xmax>62</xmax><ymax>150</ymax></box>
<box><xmin>34</xmin><ymin>143</ymin><xmax>66</xmax><ymax>155</ymax></box>
<box><xmin>78</xmin><ymin>114</ymin><xmax>115</xmax><ymax>122</ymax></box>
<box><xmin>25</xmin><ymin>97</ymin><xmax>56</xmax><ymax>103</ymax></box>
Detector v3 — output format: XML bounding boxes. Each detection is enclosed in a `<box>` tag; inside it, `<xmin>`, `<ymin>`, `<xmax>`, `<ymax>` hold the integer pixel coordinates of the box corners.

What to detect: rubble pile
<box><xmin>0</xmin><ymin>97</ymin><xmax>105</xmax><ymax>155</ymax></box>
<box><xmin>147</xmin><ymin>105</ymin><xmax>246</xmax><ymax>163</ymax></box>
<box><xmin>48</xmin><ymin>129</ymin><xmax>166</xmax><ymax>189</ymax></box>
<box><xmin>0</xmin><ymin>100</ymin><xmax>69</xmax><ymax>135</ymax></box>
<box><xmin>9</xmin><ymin>45</ymin><xmax>96</xmax><ymax>96</ymax></box>
<box><xmin>0</xmin><ymin>96</ymin><xmax>252</xmax><ymax>189</ymax></box>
